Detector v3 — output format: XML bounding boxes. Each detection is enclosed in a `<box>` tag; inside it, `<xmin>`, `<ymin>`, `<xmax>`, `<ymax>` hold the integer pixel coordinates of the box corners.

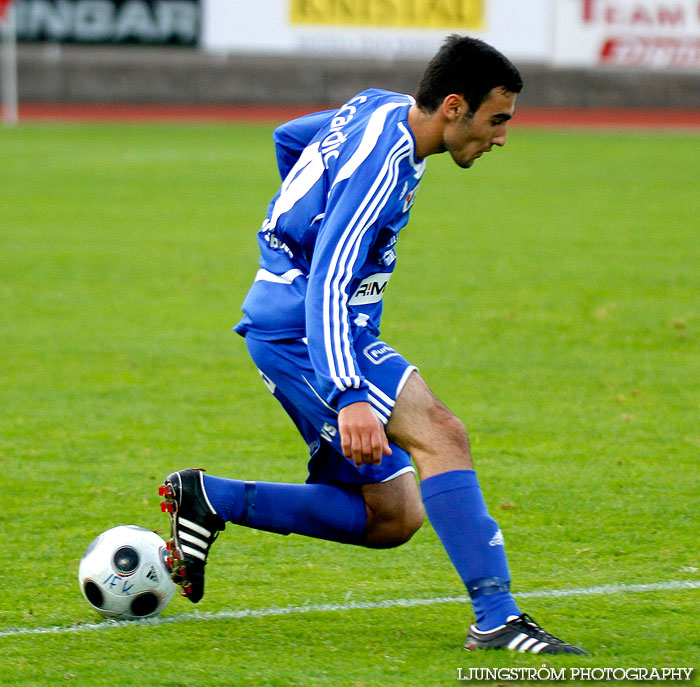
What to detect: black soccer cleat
<box><xmin>464</xmin><ymin>613</ymin><xmax>589</xmax><ymax>655</ymax></box>
<box><xmin>159</xmin><ymin>468</ymin><xmax>224</xmax><ymax>603</ymax></box>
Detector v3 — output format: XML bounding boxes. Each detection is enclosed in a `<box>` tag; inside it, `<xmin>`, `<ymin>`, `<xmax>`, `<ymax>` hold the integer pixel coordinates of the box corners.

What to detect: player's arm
<box><xmin>273</xmin><ymin>110</ymin><xmax>335</xmax><ymax>180</ymax></box>
<box><xmin>307</xmin><ymin>200</ymin><xmax>386</xmax><ymax>466</ymax></box>
<box><xmin>305</xmin><ymin>142</ymin><xmax>405</xmax><ymax>465</ymax></box>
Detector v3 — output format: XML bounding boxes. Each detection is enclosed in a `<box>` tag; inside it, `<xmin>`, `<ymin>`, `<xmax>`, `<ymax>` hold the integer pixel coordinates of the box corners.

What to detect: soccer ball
<box><xmin>78</xmin><ymin>525</ymin><xmax>176</xmax><ymax>620</ymax></box>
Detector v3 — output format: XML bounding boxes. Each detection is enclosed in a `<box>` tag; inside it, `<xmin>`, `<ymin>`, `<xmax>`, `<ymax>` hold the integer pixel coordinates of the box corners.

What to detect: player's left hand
<box><xmin>338</xmin><ymin>401</ymin><xmax>392</xmax><ymax>467</ymax></box>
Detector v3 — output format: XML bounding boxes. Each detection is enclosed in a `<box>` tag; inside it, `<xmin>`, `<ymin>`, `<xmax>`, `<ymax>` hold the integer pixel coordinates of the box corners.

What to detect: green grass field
<box><xmin>1</xmin><ymin>121</ymin><xmax>698</xmax><ymax>686</ymax></box>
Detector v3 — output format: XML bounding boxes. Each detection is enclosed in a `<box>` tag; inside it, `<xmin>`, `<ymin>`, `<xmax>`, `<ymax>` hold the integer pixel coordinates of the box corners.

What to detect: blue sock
<box><xmin>202</xmin><ymin>474</ymin><xmax>367</xmax><ymax>545</ymax></box>
<box><xmin>421</xmin><ymin>469</ymin><xmax>521</xmax><ymax>631</ymax></box>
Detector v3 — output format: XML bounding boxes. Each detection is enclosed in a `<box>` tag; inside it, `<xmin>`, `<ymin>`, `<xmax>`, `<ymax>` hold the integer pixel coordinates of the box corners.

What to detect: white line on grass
<box><xmin>1</xmin><ymin>579</ymin><xmax>698</xmax><ymax>638</ymax></box>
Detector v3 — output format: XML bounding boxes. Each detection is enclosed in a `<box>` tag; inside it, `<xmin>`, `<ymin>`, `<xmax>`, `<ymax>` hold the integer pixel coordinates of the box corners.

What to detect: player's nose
<box><xmin>492</xmin><ymin>130</ymin><xmax>507</xmax><ymax>147</ymax></box>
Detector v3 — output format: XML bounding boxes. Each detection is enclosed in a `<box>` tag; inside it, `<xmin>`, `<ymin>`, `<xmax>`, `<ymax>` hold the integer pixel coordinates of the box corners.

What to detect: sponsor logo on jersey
<box><xmin>363</xmin><ymin>341</ymin><xmax>399</xmax><ymax>365</ymax></box>
<box><xmin>349</xmin><ymin>272</ymin><xmax>391</xmax><ymax>305</ymax></box>
<box><xmin>321</xmin><ymin>94</ymin><xmax>368</xmax><ymax>168</ymax></box>
<box><xmin>260</xmin><ymin>222</ymin><xmax>294</xmax><ymax>259</ymax></box>
<box><xmin>381</xmin><ymin>248</ymin><xmax>396</xmax><ymax>267</ymax></box>
<box><xmin>403</xmin><ymin>181</ymin><xmax>421</xmax><ymax>212</ymax></box>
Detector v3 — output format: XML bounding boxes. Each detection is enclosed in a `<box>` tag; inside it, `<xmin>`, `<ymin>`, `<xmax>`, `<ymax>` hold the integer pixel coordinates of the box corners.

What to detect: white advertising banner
<box><xmin>553</xmin><ymin>0</ymin><xmax>700</xmax><ymax>69</ymax></box>
<box><xmin>201</xmin><ymin>0</ymin><xmax>552</xmax><ymax>62</ymax></box>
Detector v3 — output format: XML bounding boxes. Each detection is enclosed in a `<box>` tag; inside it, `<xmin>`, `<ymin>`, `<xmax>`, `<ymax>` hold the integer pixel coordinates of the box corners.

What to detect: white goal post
<box><xmin>1</xmin><ymin>0</ymin><xmax>18</xmax><ymax>126</ymax></box>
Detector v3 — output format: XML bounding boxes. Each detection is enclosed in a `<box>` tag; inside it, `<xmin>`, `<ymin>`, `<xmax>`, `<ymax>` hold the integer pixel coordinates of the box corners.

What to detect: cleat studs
<box><xmin>166</xmin><ymin>541</ymin><xmax>172</xmax><ymax>551</ymax></box>
<box><xmin>160</xmin><ymin>502</ymin><xmax>167</xmax><ymax>512</ymax></box>
<box><xmin>158</xmin><ymin>484</ymin><xmax>174</xmax><ymax>498</ymax></box>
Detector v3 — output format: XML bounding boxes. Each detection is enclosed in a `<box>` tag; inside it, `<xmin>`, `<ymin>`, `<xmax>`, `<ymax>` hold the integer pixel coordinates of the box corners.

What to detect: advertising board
<box><xmin>553</xmin><ymin>0</ymin><xmax>700</xmax><ymax>69</ymax></box>
<box><xmin>14</xmin><ymin>0</ymin><xmax>200</xmax><ymax>44</ymax></box>
<box><xmin>201</xmin><ymin>0</ymin><xmax>552</xmax><ymax>62</ymax></box>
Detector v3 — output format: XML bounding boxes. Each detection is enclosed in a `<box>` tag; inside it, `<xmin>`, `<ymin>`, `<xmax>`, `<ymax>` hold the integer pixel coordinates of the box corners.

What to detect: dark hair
<box><xmin>416</xmin><ymin>35</ymin><xmax>523</xmax><ymax>114</ymax></box>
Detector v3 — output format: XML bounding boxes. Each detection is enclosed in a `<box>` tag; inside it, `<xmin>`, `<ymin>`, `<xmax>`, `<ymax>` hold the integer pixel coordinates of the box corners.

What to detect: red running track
<box><xmin>14</xmin><ymin>102</ymin><xmax>700</xmax><ymax>131</ymax></box>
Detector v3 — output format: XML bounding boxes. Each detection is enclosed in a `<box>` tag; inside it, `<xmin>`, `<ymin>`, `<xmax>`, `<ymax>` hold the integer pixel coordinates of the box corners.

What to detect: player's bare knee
<box><xmin>440</xmin><ymin>411</ymin><xmax>470</xmax><ymax>454</ymax></box>
<box><xmin>421</xmin><ymin>399</ymin><xmax>470</xmax><ymax>454</ymax></box>
<box><xmin>362</xmin><ymin>480</ymin><xmax>425</xmax><ymax>548</ymax></box>
<box><xmin>402</xmin><ymin>400</ymin><xmax>473</xmax><ymax>477</ymax></box>
<box><xmin>365</xmin><ymin>507</ymin><xmax>424</xmax><ymax>549</ymax></box>
<box><xmin>397</xmin><ymin>497</ymin><xmax>425</xmax><ymax>543</ymax></box>
<box><xmin>402</xmin><ymin>501</ymin><xmax>426</xmax><ymax>540</ymax></box>
<box><xmin>387</xmin><ymin>515</ymin><xmax>423</xmax><ymax>548</ymax></box>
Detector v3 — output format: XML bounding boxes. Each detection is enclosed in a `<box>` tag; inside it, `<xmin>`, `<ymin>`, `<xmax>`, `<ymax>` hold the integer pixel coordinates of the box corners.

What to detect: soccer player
<box><xmin>160</xmin><ymin>35</ymin><xmax>588</xmax><ymax>655</ymax></box>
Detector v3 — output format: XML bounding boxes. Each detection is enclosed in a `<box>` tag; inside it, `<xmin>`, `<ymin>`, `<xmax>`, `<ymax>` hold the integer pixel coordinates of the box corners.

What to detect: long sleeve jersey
<box><xmin>234</xmin><ymin>89</ymin><xmax>426</xmax><ymax>411</ymax></box>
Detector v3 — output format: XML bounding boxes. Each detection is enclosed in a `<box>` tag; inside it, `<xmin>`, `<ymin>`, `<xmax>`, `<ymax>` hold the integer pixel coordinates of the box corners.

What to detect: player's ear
<box><xmin>441</xmin><ymin>94</ymin><xmax>467</xmax><ymax>121</ymax></box>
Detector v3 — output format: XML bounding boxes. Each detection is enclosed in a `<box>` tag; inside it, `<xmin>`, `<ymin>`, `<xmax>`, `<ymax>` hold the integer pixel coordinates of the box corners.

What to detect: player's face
<box><xmin>443</xmin><ymin>87</ymin><xmax>517</xmax><ymax>169</ymax></box>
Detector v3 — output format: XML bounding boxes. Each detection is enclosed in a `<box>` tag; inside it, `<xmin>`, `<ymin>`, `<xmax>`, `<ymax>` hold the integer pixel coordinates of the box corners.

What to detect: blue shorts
<box><xmin>245</xmin><ymin>329</ymin><xmax>417</xmax><ymax>486</ymax></box>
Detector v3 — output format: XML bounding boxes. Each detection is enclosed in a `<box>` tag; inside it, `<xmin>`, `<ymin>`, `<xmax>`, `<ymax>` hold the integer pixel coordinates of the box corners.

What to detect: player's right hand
<box><xmin>338</xmin><ymin>401</ymin><xmax>392</xmax><ymax>467</ymax></box>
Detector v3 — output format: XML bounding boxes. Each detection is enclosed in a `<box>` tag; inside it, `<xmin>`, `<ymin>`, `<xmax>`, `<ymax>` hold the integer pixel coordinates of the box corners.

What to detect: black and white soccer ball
<box><xmin>78</xmin><ymin>525</ymin><xmax>176</xmax><ymax>620</ymax></box>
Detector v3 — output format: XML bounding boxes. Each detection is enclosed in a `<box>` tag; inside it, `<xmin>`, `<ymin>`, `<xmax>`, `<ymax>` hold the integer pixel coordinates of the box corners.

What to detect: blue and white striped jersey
<box><xmin>234</xmin><ymin>89</ymin><xmax>426</xmax><ymax>411</ymax></box>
